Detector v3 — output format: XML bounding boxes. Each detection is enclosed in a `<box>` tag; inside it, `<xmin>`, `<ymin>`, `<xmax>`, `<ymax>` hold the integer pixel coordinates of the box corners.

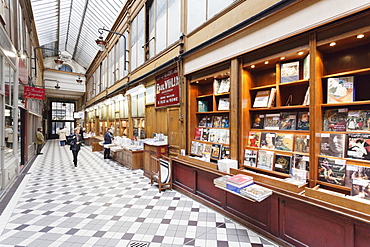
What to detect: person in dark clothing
<box><xmin>70</xmin><ymin>127</ymin><xmax>82</xmax><ymax>167</ymax></box>
<box><xmin>104</xmin><ymin>127</ymin><xmax>114</xmax><ymax>159</ymax></box>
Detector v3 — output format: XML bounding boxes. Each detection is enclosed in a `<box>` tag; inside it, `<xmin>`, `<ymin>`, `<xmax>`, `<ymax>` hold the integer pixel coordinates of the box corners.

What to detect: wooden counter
<box><xmin>143</xmin><ymin>142</ymin><xmax>168</xmax><ymax>177</ymax></box>
<box><xmin>112</xmin><ymin>147</ymin><xmax>143</xmax><ymax>170</ymax></box>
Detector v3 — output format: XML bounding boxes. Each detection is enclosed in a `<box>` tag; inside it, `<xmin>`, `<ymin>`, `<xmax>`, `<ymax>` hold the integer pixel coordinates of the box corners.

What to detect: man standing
<box><xmin>104</xmin><ymin>127</ymin><xmax>114</xmax><ymax>159</ymax></box>
<box><xmin>36</xmin><ymin>127</ymin><xmax>45</xmax><ymax>155</ymax></box>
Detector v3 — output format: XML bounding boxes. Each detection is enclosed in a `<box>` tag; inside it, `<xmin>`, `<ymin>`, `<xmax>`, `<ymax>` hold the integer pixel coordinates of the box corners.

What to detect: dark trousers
<box><xmin>104</xmin><ymin>148</ymin><xmax>110</xmax><ymax>159</ymax></box>
<box><xmin>37</xmin><ymin>144</ymin><xmax>43</xmax><ymax>154</ymax></box>
<box><xmin>72</xmin><ymin>150</ymin><xmax>79</xmax><ymax>166</ymax></box>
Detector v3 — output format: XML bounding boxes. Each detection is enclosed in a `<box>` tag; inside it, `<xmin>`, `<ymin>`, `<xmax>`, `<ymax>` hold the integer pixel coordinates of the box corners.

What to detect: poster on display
<box><xmin>156</xmin><ymin>68</ymin><xmax>180</xmax><ymax>108</ymax></box>
<box><xmin>24</xmin><ymin>86</ymin><xmax>45</xmax><ymax>100</ymax></box>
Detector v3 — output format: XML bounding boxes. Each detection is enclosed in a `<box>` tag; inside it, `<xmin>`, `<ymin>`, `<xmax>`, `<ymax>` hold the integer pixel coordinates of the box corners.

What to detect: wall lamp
<box><xmin>96</xmin><ymin>27</ymin><xmax>129</xmax><ymax>70</ymax></box>
<box><xmin>75</xmin><ymin>73</ymin><xmax>94</xmax><ymax>84</ymax></box>
<box><xmin>55</xmin><ymin>82</ymin><xmax>61</xmax><ymax>90</ymax></box>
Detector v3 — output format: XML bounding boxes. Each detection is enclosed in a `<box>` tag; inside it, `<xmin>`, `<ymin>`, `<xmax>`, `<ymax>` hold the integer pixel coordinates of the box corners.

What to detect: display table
<box><xmin>112</xmin><ymin>147</ymin><xmax>143</xmax><ymax>170</ymax></box>
<box><xmin>91</xmin><ymin>136</ymin><xmax>104</xmax><ymax>152</ymax></box>
<box><xmin>143</xmin><ymin>142</ymin><xmax>168</xmax><ymax>177</ymax></box>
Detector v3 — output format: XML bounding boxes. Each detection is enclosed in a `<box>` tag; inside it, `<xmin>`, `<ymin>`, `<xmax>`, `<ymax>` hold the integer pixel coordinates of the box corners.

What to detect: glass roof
<box><xmin>31</xmin><ymin>0</ymin><xmax>127</xmax><ymax>69</ymax></box>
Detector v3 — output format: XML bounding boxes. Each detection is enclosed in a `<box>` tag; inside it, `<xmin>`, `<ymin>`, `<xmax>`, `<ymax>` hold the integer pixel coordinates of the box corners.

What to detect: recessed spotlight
<box><xmin>297</xmin><ymin>51</ymin><xmax>304</xmax><ymax>55</ymax></box>
<box><xmin>251</xmin><ymin>65</ymin><xmax>255</xmax><ymax>68</ymax></box>
<box><xmin>280</xmin><ymin>56</ymin><xmax>285</xmax><ymax>60</ymax></box>
<box><xmin>264</xmin><ymin>61</ymin><xmax>269</xmax><ymax>64</ymax></box>
<box><xmin>329</xmin><ymin>42</ymin><xmax>336</xmax><ymax>47</ymax></box>
<box><xmin>357</xmin><ymin>34</ymin><xmax>364</xmax><ymax>39</ymax></box>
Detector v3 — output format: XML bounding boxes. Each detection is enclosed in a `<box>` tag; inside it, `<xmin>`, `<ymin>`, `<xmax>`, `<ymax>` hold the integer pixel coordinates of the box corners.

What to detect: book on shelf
<box><xmin>214</xmin><ymin>79</ymin><xmax>221</xmax><ymax>95</ymax></box>
<box><xmin>302</xmin><ymin>87</ymin><xmax>310</xmax><ymax>105</ymax></box>
<box><xmin>275</xmin><ymin>133</ymin><xmax>294</xmax><ymax>151</ymax></box>
<box><xmin>216</xmin><ymin>129</ymin><xmax>229</xmax><ymax>144</ymax></box>
<box><xmin>218</xmin><ymin>98</ymin><xmax>230</xmax><ymax>111</ymax></box>
<box><xmin>221</xmin><ymin>116</ymin><xmax>229</xmax><ymax>128</ymax></box>
<box><xmin>279</xmin><ymin>112</ymin><xmax>297</xmax><ymax>130</ymax></box>
<box><xmin>252</xmin><ymin>90</ymin><xmax>270</xmax><ymax>108</ymax></box>
<box><xmin>213</xmin><ymin>175</ymin><xmax>231</xmax><ymax>188</ymax></box>
<box><xmin>294</xmin><ymin>134</ymin><xmax>310</xmax><ymax>153</ymax></box>
<box><xmin>327</xmin><ymin>76</ymin><xmax>354</xmax><ymax>103</ymax></box>
<box><xmin>320</xmin><ymin>133</ymin><xmax>345</xmax><ymax>158</ymax></box>
<box><xmin>318</xmin><ymin>157</ymin><xmax>346</xmax><ymax>186</ymax></box>
<box><xmin>211</xmin><ymin>144</ymin><xmax>222</xmax><ymax>159</ymax></box>
<box><xmin>194</xmin><ymin>128</ymin><xmax>203</xmax><ymax>140</ymax></box>
<box><xmin>257</xmin><ymin>150</ymin><xmax>274</xmax><ymax>171</ymax></box>
<box><xmin>244</xmin><ymin>149</ymin><xmax>258</xmax><ymax>167</ymax></box>
<box><xmin>212</xmin><ymin>115</ymin><xmax>222</xmax><ymax>128</ymax></box>
<box><xmin>347</xmin><ymin>110</ymin><xmax>370</xmax><ymax>132</ymax></box>
<box><xmin>198</xmin><ymin>100</ymin><xmax>208</xmax><ymax>112</ymax></box>
<box><xmin>347</xmin><ymin>133</ymin><xmax>370</xmax><ymax>160</ymax></box>
<box><xmin>217</xmin><ymin>77</ymin><xmax>230</xmax><ymax>94</ymax></box>
<box><xmin>220</xmin><ymin>146</ymin><xmax>230</xmax><ymax>159</ymax></box>
<box><xmin>198</xmin><ymin>116</ymin><xmax>207</xmax><ymax>127</ymax></box>
<box><xmin>297</xmin><ymin>111</ymin><xmax>309</xmax><ymax>130</ymax></box>
<box><xmin>247</xmin><ymin>131</ymin><xmax>261</xmax><ymax>148</ymax></box>
<box><xmin>197</xmin><ymin>143</ymin><xmax>205</xmax><ymax>156</ymax></box>
<box><xmin>274</xmin><ymin>154</ymin><xmax>292</xmax><ymax>174</ymax></box>
<box><xmin>264</xmin><ymin>113</ymin><xmax>280</xmax><ymax>130</ymax></box>
<box><xmin>201</xmin><ymin>128</ymin><xmax>210</xmax><ymax>142</ymax></box>
<box><xmin>323</xmin><ymin>108</ymin><xmax>348</xmax><ymax>132</ymax></box>
<box><xmin>191</xmin><ymin>141</ymin><xmax>198</xmax><ymax>154</ymax></box>
<box><xmin>303</xmin><ymin>54</ymin><xmax>310</xmax><ymax>80</ymax></box>
<box><xmin>251</xmin><ymin>114</ymin><xmax>265</xmax><ymax>129</ymax></box>
<box><xmin>344</xmin><ymin>164</ymin><xmax>359</xmax><ymax>188</ymax></box>
<box><xmin>203</xmin><ymin>144</ymin><xmax>213</xmax><ymax>155</ymax></box>
<box><xmin>267</xmin><ymin>88</ymin><xmax>276</xmax><ymax>107</ymax></box>
<box><xmin>293</xmin><ymin>154</ymin><xmax>310</xmax><ymax>171</ymax></box>
<box><xmin>206</xmin><ymin>115</ymin><xmax>213</xmax><ymax>127</ymax></box>
<box><xmin>281</xmin><ymin>61</ymin><xmax>299</xmax><ymax>83</ymax></box>
<box><xmin>227</xmin><ymin>174</ymin><xmax>253</xmax><ymax>186</ymax></box>
<box><xmin>351</xmin><ymin>178</ymin><xmax>370</xmax><ymax>200</ymax></box>
<box><xmin>260</xmin><ymin>132</ymin><xmax>276</xmax><ymax>150</ymax></box>
<box><xmin>208</xmin><ymin>129</ymin><xmax>217</xmax><ymax>142</ymax></box>
<box><xmin>240</xmin><ymin>184</ymin><xmax>273</xmax><ymax>202</ymax></box>
<box><xmin>290</xmin><ymin>168</ymin><xmax>308</xmax><ymax>184</ymax></box>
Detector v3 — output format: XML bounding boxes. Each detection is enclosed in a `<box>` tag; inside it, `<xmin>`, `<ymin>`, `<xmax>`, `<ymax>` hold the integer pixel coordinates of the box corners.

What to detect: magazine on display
<box><xmin>347</xmin><ymin>133</ymin><xmax>370</xmax><ymax>160</ymax></box>
<box><xmin>221</xmin><ymin>116</ymin><xmax>229</xmax><ymax>128</ymax></box>
<box><xmin>198</xmin><ymin>100</ymin><xmax>208</xmax><ymax>112</ymax></box>
<box><xmin>344</xmin><ymin>164</ymin><xmax>359</xmax><ymax>188</ymax></box>
<box><xmin>264</xmin><ymin>113</ymin><xmax>280</xmax><ymax>130</ymax></box>
<box><xmin>318</xmin><ymin>157</ymin><xmax>346</xmax><ymax>186</ymax></box>
<box><xmin>244</xmin><ymin>149</ymin><xmax>258</xmax><ymax>167</ymax></box>
<box><xmin>251</xmin><ymin>114</ymin><xmax>265</xmax><ymax>129</ymax></box>
<box><xmin>247</xmin><ymin>131</ymin><xmax>261</xmax><ymax>148</ymax></box>
<box><xmin>323</xmin><ymin>108</ymin><xmax>348</xmax><ymax>132</ymax></box>
<box><xmin>212</xmin><ymin>116</ymin><xmax>222</xmax><ymax>128</ymax></box>
<box><xmin>260</xmin><ymin>132</ymin><xmax>276</xmax><ymax>150</ymax></box>
<box><xmin>320</xmin><ymin>133</ymin><xmax>345</xmax><ymax>158</ymax></box>
<box><xmin>201</xmin><ymin>128</ymin><xmax>210</xmax><ymax>142</ymax></box>
<box><xmin>346</xmin><ymin>110</ymin><xmax>370</xmax><ymax>132</ymax></box>
<box><xmin>327</xmin><ymin>76</ymin><xmax>354</xmax><ymax>103</ymax></box>
<box><xmin>279</xmin><ymin>112</ymin><xmax>297</xmax><ymax>130</ymax></box>
<box><xmin>198</xmin><ymin>116</ymin><xmax>207</xmax><ymax>127</ymax></box>
<box><xmin>218</xmin><ymin>98</ymin><xmax>230</xmax><ymax>111</ymax></box>
<box><xmin>297</xmin><ymin>111</ymin><xmax>309</xmax><ymax>130</ymax></box>
<box><xmin>274</xmin><ymin>154</ymin><xmax>292</xmax><ymax>174</ymax></box>
<box><xmin>217</xmin><ymin>77</ymin><xmax>231</xmax><ymax>94</ymax></box>
<box><xmin>191</xmin><ymin>141</ymin><xmax>198</xmax><ymax>154</ymax></box>
<box><xmin>220</xmin><ymin>146</ymin><xmax>230</xmax><ymax>159</ymax></box>
<box><xmin>253</xmin><ymin>90</ymin><xmax>270</xmax><ymax>108</ymax></box>
<box><xmin>194</xmin><ymin>128</ymin><xmax>203</xmax><ymax>140</ymax></box>
<box><xmin>211</xmin><ymin>144</ymin><xmax>222</xmax><ymax>159</ymax></box>
<box><xmin>293</xmin><ymin>154</ymin><xmax>310</xmax><ymax>171</ymax></box>
<box><xmin>294</xmin><ymin>134</ymin><xmax>309</xmax><ymax>153</ymax></box>
<box><xmin>257</xmin><ymin>150</ymin><xmax>274</xmax><ymax>171</ymax></box>
<box><xmin>281</xmin><ymin>61</ymin><xmax>299</xmax><ymax>83</ymax></box>
<box><xmin>275</xmin><ymin>133</ymin><xmax>293</xmax><ymax>151</ymax></box>
<box><xmin>351</xmin><ymin>178</ymin><xmax>370</xmax><ymax>200</ymax></box>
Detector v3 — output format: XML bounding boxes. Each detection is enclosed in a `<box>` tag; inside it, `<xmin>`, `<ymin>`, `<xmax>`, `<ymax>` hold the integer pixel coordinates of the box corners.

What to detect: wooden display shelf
<box><xmin>322</xmin><ymin>67</ymin><xmax>370</xmax><ymax>78</ymax></box>
<box><xmin>305</xmin><ymin>185</ymin><xmax>370</xmax><ymax>215</ymax></box>
<box><xmin>196</xmin><ymin>110</ymin><xmax>230</xmax><ymax>114</ymax></box>
<box><xmin>321</xmin><ymin>100</ymin><xmax>370</xmax><ymax>107</ymax></box>
<box><xmin>249</xmin><ymin>105</ymin><xmax>309</xmax><ymax>111</ymax></box>
<box><xmin>197</xmin><ymin>94</ymin><xmax>213</xmax><ymax>98</ymax></box>
<box><xmin>250</xmin><ymin>84</ymin><xmax>276</xmax><ymax>90</ymax></box>
<box><xmin>279</xmin><ymin>79</ymin><xmax>309</xmax><ymax>86</ymax></box>
<box><xmin>230</xmin><ymin>168</ymin><xmax>306</xmax><ymax>194</ymax></box>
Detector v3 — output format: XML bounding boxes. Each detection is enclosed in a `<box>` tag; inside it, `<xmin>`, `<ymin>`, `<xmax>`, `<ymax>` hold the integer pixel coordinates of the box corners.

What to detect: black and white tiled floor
<box><xmin>0</xmin><ymin>140</ymin><xmax>280</xmax><ymax>247</ymax></box>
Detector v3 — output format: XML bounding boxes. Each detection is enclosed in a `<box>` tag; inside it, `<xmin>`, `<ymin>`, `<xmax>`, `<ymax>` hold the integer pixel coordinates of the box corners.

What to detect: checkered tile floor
<box><xmin>0</xmin><ymin>140</ymin><xmax>280</xmax><ymax>247</ymax></box>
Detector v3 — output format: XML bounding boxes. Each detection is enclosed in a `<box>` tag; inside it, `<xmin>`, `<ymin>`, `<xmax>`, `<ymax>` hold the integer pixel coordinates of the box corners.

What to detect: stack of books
<box><xmin>213</xmin><ymin>175</ymin><xmax>231</xmax><ymax>188</ymax></box>
<box><xmin>240</xmin><ymin>184</ymin><xmax>273</xmax><ymax>202</ymax></box>
<box><xmin>226</xmin><ymin>174</ymin><xmax>254</xmax><ymax>193</ymax></box>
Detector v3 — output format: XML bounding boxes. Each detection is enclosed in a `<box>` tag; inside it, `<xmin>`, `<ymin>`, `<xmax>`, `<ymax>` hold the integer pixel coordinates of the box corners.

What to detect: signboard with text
<box><xmin>24</xmin><ymin>86</ymin><xmax>45</xmax><ymax>100</ymax></box>
<box><xmin>156</xmin><ymin>68</ymin><xmax>180</xmax><ymax>108</ymax></box>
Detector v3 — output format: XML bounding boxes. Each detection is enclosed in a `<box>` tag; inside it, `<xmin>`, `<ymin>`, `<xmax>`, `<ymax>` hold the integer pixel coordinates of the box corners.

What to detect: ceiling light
<box><xmin>329</xmin><ymin>42</ymin><xmax>336</xmax><ymax>47</ymax></box>
<box><xmin>280</xmin><ymin>56</ymin><xmax>285</xmax><ymax>60</ymax></box>
<box><xmin>54</xmin><ymin>56</ymin><xmax>64</xmax><ymax>64</ymax></box>
<box><xmin>95</xmin><ymin>35</ymin><xmax>107</xmax><ymax>51</ymax></box>
<box><xmin>264</xmin><ymin>61</ymin><xmax>269</xmax><ymax>64</ymax></box>
<box><xmin>357</xmin><ymin>34</ymin><xmax>365</xmax><ymax>39</ymax></box>
<box><xmin>251</xmin><ymin>65</ymin><xmax>255</xmax><ymax>68</ymax></box>
<box><xmin>297</xmin><ymin>51</ymin><xmax>304</xmax><ymax>55</ymax></box>
<box><xmin>76</xmin><ymin>76</ymin><xmax>83</xmax><ymax>83</ymax></box>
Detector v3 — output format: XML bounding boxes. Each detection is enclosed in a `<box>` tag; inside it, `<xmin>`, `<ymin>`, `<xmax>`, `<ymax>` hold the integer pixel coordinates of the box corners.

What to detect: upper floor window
<box><xmin>58</xmin><ymin>64</ymin><xmax>73</xmax><ymax>72</ymax></box>
<box><xmin>187</xmin><ymin>0</ymin><xmax>234</xmax><ymax>33</ymax></box>
<box><xmin>131</xmin><ymin>8</ymin><xmax>145</xmax><ymax>70</ymax></box>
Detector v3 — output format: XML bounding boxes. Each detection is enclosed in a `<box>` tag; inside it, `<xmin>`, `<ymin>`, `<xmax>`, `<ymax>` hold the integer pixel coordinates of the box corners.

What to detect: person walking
<box><xmin>70</xmin><ymin>127</ymin><xmax>82</xmax><ymax>167</ymax></box>
<box><xmin>58</xmin><ymin>126</ymin><xmax>67</xmax><ymax>146</ymax></box>
<box><xmin>36</xmin><ymin>127</ymin><xmax>45</xmax><ymax>155</ymax></box>
<box><xmin>103</xmin><ymin>127</ymin><xmax>114</xmax><ymax>159</ymax></box>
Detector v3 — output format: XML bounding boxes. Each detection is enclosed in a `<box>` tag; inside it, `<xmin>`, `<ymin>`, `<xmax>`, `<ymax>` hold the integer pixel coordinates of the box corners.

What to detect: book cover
<box><xmin>318</xmin><ymin>157</ymin><xmax>346</xmax><ymax>186</ymax></box>
<box><xmin>201</xmin><ymin>128</ymin><xmax>210</xmax><ymax>142</ymax></box>
<box><xmin>279</xmin><ymin>112</ymin><xmax>297</xmax><ymax>130</ymax></box>
<box><xmin>220</xmin><ymin>146</ymin><xmax>230</xmax><ymax>159</ymax></box>
<box><xmin>194</xmin><ymin>128</ymin><xmax>203</xmax><ymax>140</ymax></box>
<box><xmin>351</xmin><ymin>178</ymin><xmax>370</xmax><ymax>199</ymax></box>
<box><xmin>247</xmin><ymin>131</ymin><xmax>261</xmax><ymax>148</ymax></box>
<box><xmin>257</xmin><ymin>150</ymin><xmax>274</xmax><ymax>171</ymax></box>
<box><xmin>344</xmin><ymin>164</ymin><xmax>359</xmax><ymax>188</ymax></box>
<box><xmin>244</xmin><ymin>149</ymin><xmax>258</xmax><ymax>167</ymax></box>
<box><xmin>327</xmin><ymin>76</ymin><xmax>354</xmax><ymax>103</ymax></box>
<box><xmin>347</xmin><ymin>110</ymin><xmax>370</xmax><ymax>132</ymax></box>
<box><xmin>208</xmin><ymin>129</ymin><xmax>217</xmax><ymax>142</ymax></box>
<box><xmin>203</xmin><ymin>144</ymin><xmax>212</xmax><ymax>155</ymax></box>
<box><xmin>320</xmin><ymin>133</ymin><xmax>345</xmax><ymax>158</ymax></box>
<box><xmin>218</xmin><ymin>98</ymin><xmax>230</xmax><ymax>111</ymax></box>
<box><xmin>293</xmin><ymin>154</ymin><xmax>310</xmax><ymax>171</ymax></box>
<box><xmin>217</xmin><ymin>129</ymin><xmax>229</xmax><ymax>144</ymax></box>
<box><xmin>294</xmin><ymin>134</ymin><xmax>310</xmax><ymax>153</ymax></box>
<box><xmin>260</xmin><ymin>132</ymin><xmax>276</xmax><ymax>150</ymax></box>
<box><xmin>197</xmin><ymin>143</ymin><xmax>205</xmax><ymax>156</ymax></box>
<box><xmin>251</xmin><ymin>114</ymin><xmax>265</xmax><ymax>129</ymax></box>
<box><xmin>302</xmin><ymin>86</ymin><xmax>310</xmax><ymax>105</ymax></box>
<box><xmin>303</xmin><ymin>54</ymin><xmax>310</xmax><ymax>80</ymax></box>
<box><xmin>214</xmin><ymin>79</ymin><xmax>221</xmax><ymax>94</ymax></box>
<box><xmin>218</xmin><ymin>77</ymin><xmax>230</xmax><ymax>94</ymax></box>
<box><xmin>264</xmin><ymin>113</ymin><xmax>280</xmax><ymax>130</ymax></box>
<box><xmin>227</xmin><ymin>174</ymin><xmax>253</xmax><ymax>185</ymax></box>
<box><xmin>281</xmin><ymin>61</ymin><xmax>299</xmax><ymax>83</ymax></box>
<box><xmin>198</xmin><ymin>100</ymin><xmax>208</xmax><ymax>112</ymax></box>
<box><xmin>297</xmin><ymin>111</ymin><xmax>309</xmax><ymax>130</ymax></box>
<box><xmin>253</xmin><ymin>90</ymin><xmax>270</xmax><ymax>108</ymax></box>
<box><xmin>206</xmin><ymin>115</ymin><xmax>213</xmax><ymax>127</ymax></box>
<box><xmin>221</xmin><ymin>115</ymin><xmax>229</xmax><ymax>128</ymax></box>
<box><xmin>198</xmin><ymin>116</ymin><xmax>207</xmax><ymax>127</ymax></box>
<box><xmin>275</xmin><ymin>133</ymin><xmax>294</xmax><ymax>151</ymax></box>
<box><xmin>323</xmin><ymin>108</ymin><xmax>348</xmax><ymax>132</ymax></box>
<box><xmin>211</xmin><ymin>144</ymin><xmax>222</xmax><ymax>159</ymax></box>
<box><xmin>191</xmin><ymin>141</ymin><xmax>198</xmax><ymax>154</ymax></box>
<box><xmin>212</xmin><ymin>115</ymin><xmax>222</xmax><ymax>128</ymax></box>
<box><xmin>267</xmin><ymin>88</ymin><xmax>277</xmax><ymax>107</ymax></box>
<box><xmin>347</xmin><ymin>133</ymin><xmax>370</xmax><ymax>160</ymax></box>
<box><xmin>274</xmin><ymin>154</ymin><xmax>292</xmax><ymax>174</ymax></box>
<box><xmin>291</xmin><ymin>168</ymin><xmax>308</xmax><ymax>184</ymax></box>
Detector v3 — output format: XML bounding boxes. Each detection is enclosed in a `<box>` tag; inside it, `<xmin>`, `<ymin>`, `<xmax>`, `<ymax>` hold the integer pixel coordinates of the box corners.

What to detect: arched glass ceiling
<box><xmin>31</xmin><ymin>0</ymin><xmax>127</xmax><ymax>69</ymax></box>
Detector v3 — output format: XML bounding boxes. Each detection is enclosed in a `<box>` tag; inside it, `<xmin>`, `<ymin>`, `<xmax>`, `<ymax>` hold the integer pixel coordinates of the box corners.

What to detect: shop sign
<box><xmin>156</xmin><ymin>68</ymin><xmax>180</xmax><ymax>107</ymax></box>
<box><xmin>24</xmin><ymin>86</ymin><xmax>45</xmax><ymax>100</ymax></box>
<box><xmin>18</xmin><ymin>59</ymin><xmax>28</xmax><ymax>85</ymax></box>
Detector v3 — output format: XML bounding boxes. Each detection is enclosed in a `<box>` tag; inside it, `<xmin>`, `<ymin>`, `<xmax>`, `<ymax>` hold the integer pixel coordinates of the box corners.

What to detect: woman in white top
<box><xmin>58</xmin><ymin>126</ymin><xmax>67</xmax><ymax>146</ymax></box>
